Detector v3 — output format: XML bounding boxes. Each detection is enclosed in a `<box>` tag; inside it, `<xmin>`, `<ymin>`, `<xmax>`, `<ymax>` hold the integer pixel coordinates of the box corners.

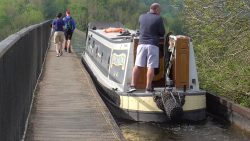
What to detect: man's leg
<box><xmin>127</xmin><ymin>66</ymin><xmax>142</xmax><ymax>92</ymax></box>
<box><xmin>131</xmin><ymin>66</ymin><xmax>141</xmax><ymax>87</ymax></box>
<box><xmin>67</xmin><ymin>32</ymin><xmax>73</xmax><ymax>53</ymax></box>
<box><xmin>59</xmin><ymin>42</ymin><xmax>63</xmax><ymax>55</ymax></box>
<box><xmin>55</xmin><ymin>43</ymin><xmax>60</xmax><ymax>56</ymax></box>
<box><xmin>146</xmin><ymin>68</ymin><xmax>154</xmax><ymax>90</ymax></box>
<box><xmin>64</xmin><ymin>40</ymin><xmax>68</xmax><ymax>51</ymax></box>
<box><xmin>67</xmin><ymin>39</ymin><xmax>71</xmax><ymax>53</ymax></box>
<box><xmin>146</xmin><ymin>44</ymin><xmax>159</xmax><ymax>91</ymax></box>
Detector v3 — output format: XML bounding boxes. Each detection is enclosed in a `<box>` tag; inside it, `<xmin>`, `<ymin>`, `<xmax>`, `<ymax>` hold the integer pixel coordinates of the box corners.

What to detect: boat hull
<box><xmin>82</xmin><ymin>57</ymin><xmax>206</xmax><ymax>122</ymax></box>
<box><xmin>82</xmin><ymin>57</ymin><xmax>167</xmax><ymax>122</ymax></box>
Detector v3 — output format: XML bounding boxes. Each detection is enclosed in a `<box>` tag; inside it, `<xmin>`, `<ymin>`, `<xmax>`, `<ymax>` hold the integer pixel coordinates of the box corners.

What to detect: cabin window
<box><xmin>88</xmin><ymin>36</ymin><xmax>91</xmax><ymax>46</ymax></box>
<box><xmin>95</xmin><ymin>48</ymin><xmax>98</xmax><ymax>56</ymax></box>
<box><xmin>92</xmin><ymin>40</ymin><xmax>95</xmax><ymax>48</ymax></box>
<box><xmin>108</xmin><ymin>56</ymin><xmax>110</xmax><ymax>68</ymax></box>
<box><xmin>101</xmin><ymin>52</ymin><xmax>103</xmax><ymax>63</ymax></box>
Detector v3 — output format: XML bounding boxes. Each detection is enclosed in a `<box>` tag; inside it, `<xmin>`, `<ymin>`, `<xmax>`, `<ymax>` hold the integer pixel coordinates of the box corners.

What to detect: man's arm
<box><xmin>158</xmin><ymin>17</ymin><xmax>165</xmax><ymax>36</ymax></box>
<box><xmin>52</xmin><ymin>20</ymin><xmax>56</xmax><ymax>28</ymax></box>
<box><xmin>71</xmin><ymin>18</ymin><xmax>76</xmax><ymax>31</ymax></box>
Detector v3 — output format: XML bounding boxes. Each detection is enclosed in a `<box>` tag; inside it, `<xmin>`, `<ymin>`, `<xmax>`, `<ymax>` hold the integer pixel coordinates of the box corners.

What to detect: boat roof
<box><xmin>89</xmin><ymin>28</ymin><xmax>137</xmax><ymax>43</ymax></box>
<box><xmin>88</xmin><ymin>22</ymin><xmax>138</xmax><ymax>43</ymax></box>
<box><xmin>88</xmin><ymin>22</ymin><xmax>124</xmax><ymax>29</ymax></box>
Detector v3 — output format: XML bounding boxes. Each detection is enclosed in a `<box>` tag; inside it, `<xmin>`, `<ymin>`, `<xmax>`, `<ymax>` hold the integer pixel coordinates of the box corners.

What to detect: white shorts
<box><xmin>135</xmin><ymin>44</ymin><xmax>159</xmax><ymax>68</ymax></box>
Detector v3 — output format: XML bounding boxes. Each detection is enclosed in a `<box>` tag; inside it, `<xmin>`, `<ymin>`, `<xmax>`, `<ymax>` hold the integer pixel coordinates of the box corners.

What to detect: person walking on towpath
<box><xmin>52</xmin><ymin>12</ymin><xmax>65</xmax><ymax>57</ymax></box>
<box><xmin>63</xmin><ymin>10</ymin><xmax>76</xmax><ymax>53</ymax></box>
<box><xmin>127</xmin><ymin>3</ymin><xmax>165</xmax><ymax>93</ymax></box>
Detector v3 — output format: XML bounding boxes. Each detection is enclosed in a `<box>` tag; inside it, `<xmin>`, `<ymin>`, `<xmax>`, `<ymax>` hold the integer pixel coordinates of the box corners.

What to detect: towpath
<box><xmin>25</xmin><ymin>40</ymin><xmax>124</xmax><ymax>141</ymax></box>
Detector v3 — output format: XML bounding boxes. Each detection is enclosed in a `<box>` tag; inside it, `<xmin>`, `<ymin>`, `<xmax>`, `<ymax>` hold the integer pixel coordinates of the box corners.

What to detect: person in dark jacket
<box><xmin>63</xmin><ymin>10</ymin><xmax>76</xmax><ymax>53</ymax></box>
<box><xmin>127</xmin><ymin>3</ymin><xmax>165</xmax><ymax>93</ymax></box>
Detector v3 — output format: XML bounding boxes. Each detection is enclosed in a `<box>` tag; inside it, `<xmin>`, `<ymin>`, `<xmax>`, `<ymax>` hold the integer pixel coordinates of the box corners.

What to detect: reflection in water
<box><xmin>72</xmin><ymin>30</ymin><xmax>250</xmax><ymax>141</ymax></box>
<box><xmin>72</xmin><ymin>30</ymin><xmax>86</xmax><ymax>57</ymax></box>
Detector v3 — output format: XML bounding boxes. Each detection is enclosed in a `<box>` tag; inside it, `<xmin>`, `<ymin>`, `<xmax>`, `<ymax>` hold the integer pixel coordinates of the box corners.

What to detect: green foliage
<box><xmin>65</xmin><ymin>0</ymin><xmax>184</xmax><ymax>33</ymax></box>
<box><xmin>234</xmin><ymin>93</ymin><xmax>250</xmax><ymax>107</ymax></box>
<box><xmin>39</xmin><ymin>0</ymin><xmax>68</xmax><ymax>19</ymax></box>
<box><xmin>84</xmin><ymin>0</ymin><xmax>143</xmax><ymax>29</ymax></box>
<box><xmin>14</xmin><ymin>4</ymin><xmax>43</xmax><ymax>28</ymax></box>
<box><xmin>0</xmin><ymin>0</ymin><xmax>184</xmax><ymax>40</ymax></box>
<box><xmin>0</xmin><ymin>0</ymin><xmax>44</xmax><ymax>40</ymax></box>
<box><xmin>66</xmin><ymin>0</ymin><xmax>87</xmax><ymax>31</ymax></box>
<box><xmin>184</xmin><ymin>0</ymin><xmax>250</xmax><ymax>107</ymax></box>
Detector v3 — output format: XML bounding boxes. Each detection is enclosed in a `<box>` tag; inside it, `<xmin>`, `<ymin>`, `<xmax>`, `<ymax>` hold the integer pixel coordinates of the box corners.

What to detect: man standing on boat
<box><xmin>128</xmin><ymin>3</ymin><xmax>165</xmax><ymax>93</ymax></box>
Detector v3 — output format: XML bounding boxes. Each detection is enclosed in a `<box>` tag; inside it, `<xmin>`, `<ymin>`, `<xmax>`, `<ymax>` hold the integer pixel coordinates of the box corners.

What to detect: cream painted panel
<box><xmin>182</xmin><ymin>95</ymin><xmax>206</xmax><ymax>111</ymax></box>
<box><xmin>120</xmin><ymin>96</ymin><xmax>162</xmax><ymax>112</ymax></box>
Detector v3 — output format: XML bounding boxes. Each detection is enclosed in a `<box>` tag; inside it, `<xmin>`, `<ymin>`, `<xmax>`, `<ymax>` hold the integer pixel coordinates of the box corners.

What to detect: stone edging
<box><xmin>206</xmin><ymin>92</ymin><xmax>250</xmax><ymax>132</ymax></box>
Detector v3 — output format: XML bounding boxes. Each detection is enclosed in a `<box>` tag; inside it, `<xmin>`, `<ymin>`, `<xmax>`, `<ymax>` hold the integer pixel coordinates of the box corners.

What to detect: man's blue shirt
<box><xmin>139</xmin><ymin>12</ymin><xmax>165</xmax><ymax>46</ymax></box>
<box><xmin>52</xmin><ymin>18</ymin><xmax>64</xmax><ymax>31</ymax></box>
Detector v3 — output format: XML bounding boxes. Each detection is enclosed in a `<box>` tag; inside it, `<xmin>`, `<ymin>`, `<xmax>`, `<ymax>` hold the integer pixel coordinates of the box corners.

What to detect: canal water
<box><xmin>116</xmin><ymin>116</ymin><xmax>250</xmax><ymax>141</ymax></box>
<box><xmin>72</xmin><ymin>30</ymin><xmax>250</xmax><ymax>141</ymax></box>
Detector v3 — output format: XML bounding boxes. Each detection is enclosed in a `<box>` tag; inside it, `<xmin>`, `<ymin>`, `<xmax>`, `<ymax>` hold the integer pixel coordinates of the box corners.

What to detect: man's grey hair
<box><xmin>150</xmin><ymin>3</ymin><xmax>160</xmax><ymax>11</ymax></box>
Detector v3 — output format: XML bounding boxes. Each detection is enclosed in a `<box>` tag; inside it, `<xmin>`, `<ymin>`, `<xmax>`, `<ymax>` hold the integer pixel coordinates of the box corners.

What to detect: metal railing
<box><xmin>0</xmin><ymin>21</ymin><xmax>50</xmax><ymax>141</ymax></box>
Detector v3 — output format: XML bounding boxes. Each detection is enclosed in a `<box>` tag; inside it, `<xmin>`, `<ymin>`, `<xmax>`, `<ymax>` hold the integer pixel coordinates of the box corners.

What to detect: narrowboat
<box><xmin>81</xmin><ymin>22</ymin><xmax>206</xmax><ymax>122</ymax></box>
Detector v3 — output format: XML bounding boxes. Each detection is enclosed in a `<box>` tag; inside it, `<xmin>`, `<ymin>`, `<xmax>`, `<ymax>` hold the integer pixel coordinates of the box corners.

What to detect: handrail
<box><xmin>0</xmin><ymin>20</ymin><xmax>51</xmax><ymax>141</ymax></box>
<box><xmin>0</xmin><ymin>20</ymin><xmax>50</xmax><ymax>58</ymax></box>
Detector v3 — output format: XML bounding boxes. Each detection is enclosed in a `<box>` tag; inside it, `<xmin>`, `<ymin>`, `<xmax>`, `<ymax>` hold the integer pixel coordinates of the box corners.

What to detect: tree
<box><xmin>68</xmin><ymin>0</ymin><xmax>88</xmax><ymax>31</ymax></box>
<box><xmin>184</xmin><ymin>0</ymin><xmax>250</xmax><ymax>107</ymax></box>
<box><xmin>0</xmin><ymin>0</ymin><xmax>44</xmax><ymax>40</ymax></box>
